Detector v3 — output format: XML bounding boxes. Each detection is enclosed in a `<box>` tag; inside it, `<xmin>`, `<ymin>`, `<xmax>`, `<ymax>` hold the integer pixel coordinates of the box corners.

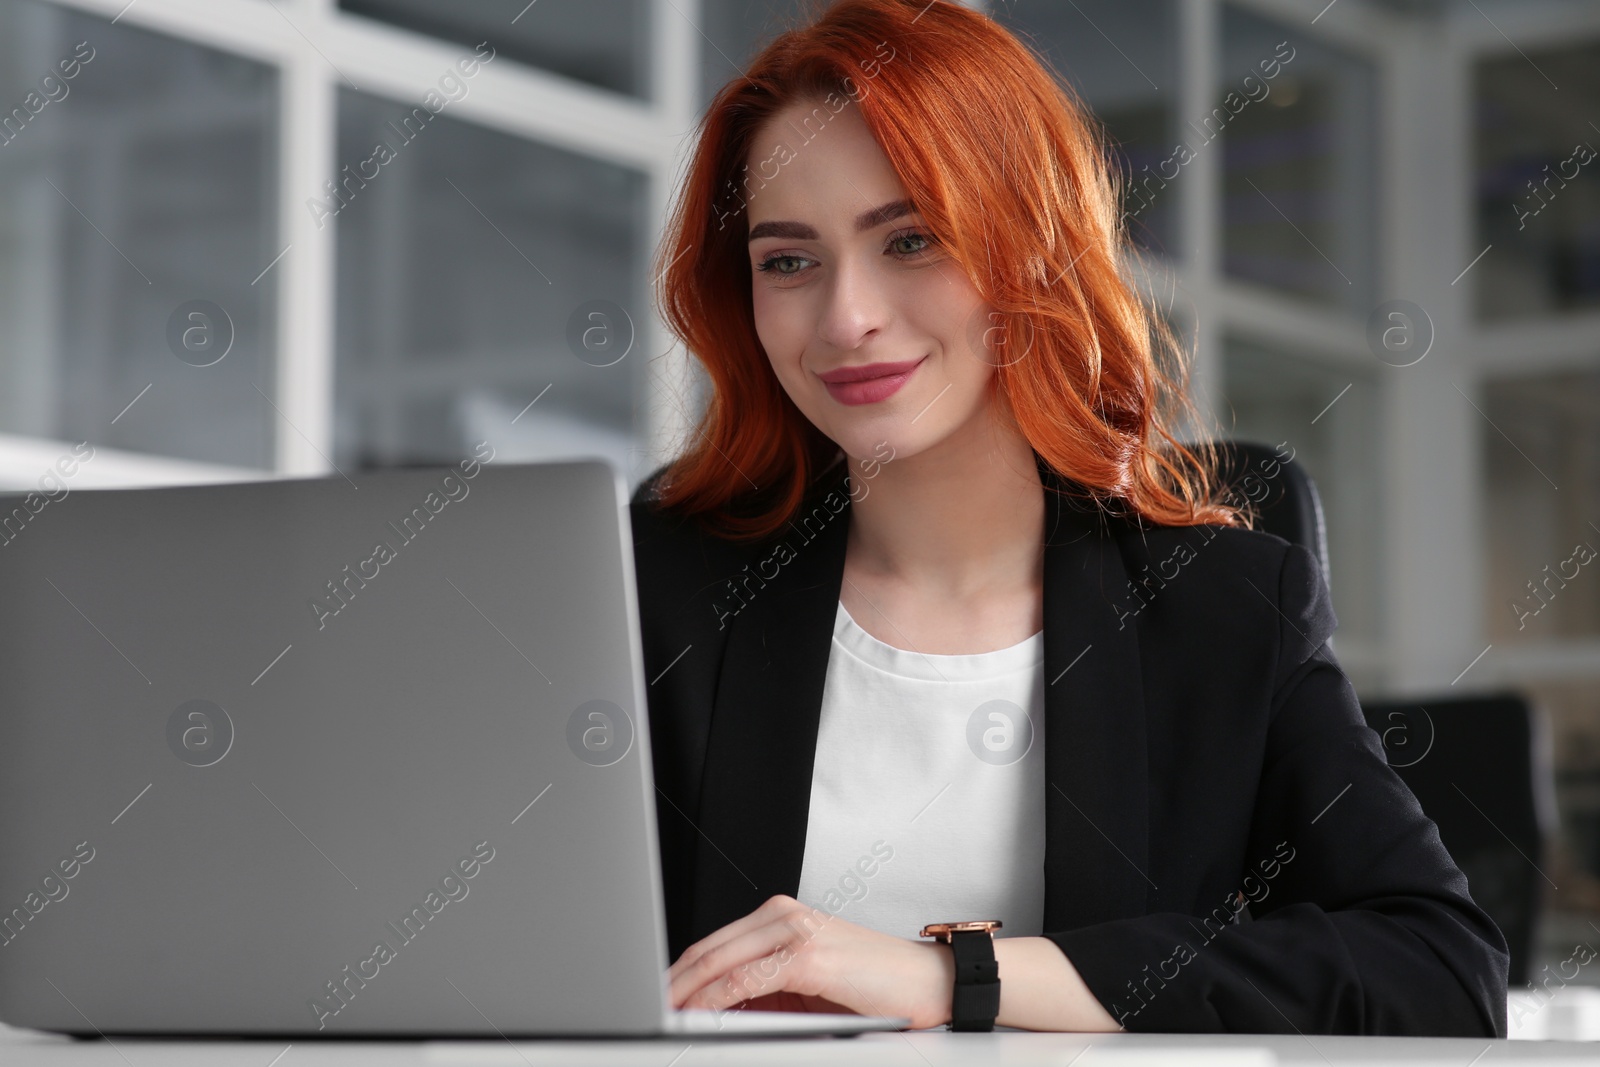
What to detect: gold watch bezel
<box><xmin>919</xmin><ymin>919</ymin><xmax>1002</xmax><ymax>942</ymax></box>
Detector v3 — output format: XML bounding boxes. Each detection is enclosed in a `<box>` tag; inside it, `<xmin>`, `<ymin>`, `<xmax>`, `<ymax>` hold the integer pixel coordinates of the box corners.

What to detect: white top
<box><xmin>794</xmin><ymin>600</ymin><xmax>1047</xmax><ymax>940</ymax></box>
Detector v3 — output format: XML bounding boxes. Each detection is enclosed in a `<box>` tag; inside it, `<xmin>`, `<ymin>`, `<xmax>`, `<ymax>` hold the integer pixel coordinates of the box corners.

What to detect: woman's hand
<box><xmin>667</xmin><ymin>894</ymin><xmax>954</xmax><ymax>1028</ymax></box>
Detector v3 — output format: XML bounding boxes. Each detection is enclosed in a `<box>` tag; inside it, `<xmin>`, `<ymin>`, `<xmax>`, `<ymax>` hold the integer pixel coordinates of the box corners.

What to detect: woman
<box><xmin>629</xmin><ymin>0</ymin><xmax>1507</xmax><ymax>1035</ymax></box>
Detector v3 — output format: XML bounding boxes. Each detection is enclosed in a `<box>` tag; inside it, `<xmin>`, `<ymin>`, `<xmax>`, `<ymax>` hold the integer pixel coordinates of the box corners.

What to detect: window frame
<box><xmin>9</xmin><ymin>0</ymin><xmax>700</xmax><ymax>486</ymax></box>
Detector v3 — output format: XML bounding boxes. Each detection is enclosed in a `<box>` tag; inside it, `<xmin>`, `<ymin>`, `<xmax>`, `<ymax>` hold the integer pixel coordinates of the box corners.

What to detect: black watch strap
<box><xmin>948</xmin><ymin>929</ymin><xmax>1001</xmax><ymax>1032</ymax></box>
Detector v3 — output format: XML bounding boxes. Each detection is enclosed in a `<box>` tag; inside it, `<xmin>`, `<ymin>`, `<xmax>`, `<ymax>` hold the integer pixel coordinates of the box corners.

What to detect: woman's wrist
<box><xmin>992</xmin><ymin>936</ymin><xmax>1123</xmax><ymax>1032</ymax></box>
<box><xmin>914</xmin><ymin>940</ymin><xmax>956</xmax><ymax>1029</ymax></box>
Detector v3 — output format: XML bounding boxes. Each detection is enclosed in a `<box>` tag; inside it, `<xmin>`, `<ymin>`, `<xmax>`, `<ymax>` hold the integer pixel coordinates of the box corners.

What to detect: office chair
<box><xmin>1212</xmin><ymin>439</ymin><xmax>1332</xmax><ymax>589</ymax></box>
<box><xmin>1360</xmin><ymin>694</ymin><xmax>1551</xmax><ymax>985</ymax></box>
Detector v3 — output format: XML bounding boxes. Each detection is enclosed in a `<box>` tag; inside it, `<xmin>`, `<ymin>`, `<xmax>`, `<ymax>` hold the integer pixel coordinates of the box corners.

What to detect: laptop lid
<box><xmin>0</xmin><ymin>456</ymin><xmax>674</xmax><ymax>1036</ymax></box>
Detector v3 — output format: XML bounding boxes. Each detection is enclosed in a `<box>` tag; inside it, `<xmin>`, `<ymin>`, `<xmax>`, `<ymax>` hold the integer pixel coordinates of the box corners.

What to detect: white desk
<box><xmin>4</xmin><ymin>1024</ymin><xmax>1600</xmax><ymax>1066</ymax></box>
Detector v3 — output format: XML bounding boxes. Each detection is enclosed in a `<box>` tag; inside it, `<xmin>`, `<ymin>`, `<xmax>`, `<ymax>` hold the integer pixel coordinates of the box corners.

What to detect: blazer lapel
<box><xmin>688</xmin><ymin>466</ymin><xmax>854</xmax><ymax>942</ymax></box>
<box><xmin>1037</xmin><ymin>453</ymin><xmax>1153</xmax><ymax>927</ymax></box>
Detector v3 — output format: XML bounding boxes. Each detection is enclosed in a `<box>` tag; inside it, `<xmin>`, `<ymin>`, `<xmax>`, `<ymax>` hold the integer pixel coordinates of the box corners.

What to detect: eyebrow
<box><xmin>747</xmin><ymin>199</ymin><xmax>917</xmax><ymax>242</ymax></box>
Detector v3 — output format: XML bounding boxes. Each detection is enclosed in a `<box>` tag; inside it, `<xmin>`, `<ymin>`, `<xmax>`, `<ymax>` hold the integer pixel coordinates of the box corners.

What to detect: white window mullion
<box><xmin>273</xmin><ymin>13</ymin><xmax>338</xmax><ymax>476</ymax></box>
<box><xmin>1215</xmin><ymin>283</ymin><xmax>1369</xmax><ymax>364</ymax></box>
<box><xmin>317</xmin><ymin>13</ymin><xmax>666</xmax><ymax>171</ymax></box>
<box><xmin>1182</xmin><ymin>0</ymin><xmax>1223</xmax><ymax>429</ymax></box>
<box><xmin>1379</xmin><ymin>15</ymin><xmax>1484</xmax><ymax>694</ymax></box>
<box><xmin>0</xmin><ymin>432</ymin><xmax>263</xmax><ymax>488</ymax></box>
<box><xmin>1473</xmin><ymin>314</ymin><xmax>1600</xmax><ymax>376</ymax></box>
<box><xmin>1446</xmin><ymin>0</ymin><xmax>1600</xmax><ymax>53</ymax></box>
<box><xmin>642</xmin><ymin>0</ymin><xmax>703</xmax><ymax>475</ymax></box>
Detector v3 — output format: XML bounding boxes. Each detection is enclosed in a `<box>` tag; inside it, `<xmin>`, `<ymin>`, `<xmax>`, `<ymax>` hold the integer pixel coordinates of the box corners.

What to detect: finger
<box><xmin>671</xmin><ymin>921</ymin><xmax>792</xmax><ymax>1009</ymax></box>
<box><xmin>671</xmin><ymin>913</ymin><xmax>825</xmax><ymax>1010</ymax></box>
<box><xmin>668</xmin><ymin>895</ymin><xmax>800</xmax><ymax>979</ymax></box>
<box><xmin>667</xmin><ymin>895</ymin><xmax>805</xmax><ymax>983</ymax></box>
<box><xmin>677</xmin><ymin>938</ymin><xmax>792</xmax><ymax>1014</ymax></box>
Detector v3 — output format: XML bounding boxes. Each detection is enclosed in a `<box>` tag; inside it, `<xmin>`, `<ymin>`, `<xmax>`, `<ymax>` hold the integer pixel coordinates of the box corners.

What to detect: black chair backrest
<box><xmin>1360</xmin><ymin>694</ymin><xmax>1550</xmax><ymax>984</ymax></box>
<box><xmin>1213</xmin><ymin>440</ymin><xmax>1332</xmax><ymax>590</ymax></box>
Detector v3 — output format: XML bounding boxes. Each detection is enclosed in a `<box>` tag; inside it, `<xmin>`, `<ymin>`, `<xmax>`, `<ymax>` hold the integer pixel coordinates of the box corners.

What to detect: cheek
<box><xmin>946</xmin><ymin>352</ymin><xmax>998</xmax><ymax>418</ymax></box>
<box><xmin>930</xmin><ymin>301</ymin><xmax>1002</xmax><ymax>418</ymax></box>
<box><xmin>927</xmin><ymin>286</ymin><xmax>996</xmax><ymax>378</ymax></box>
<box><xmin>750</xmin><ymin>286</ymin><xmax>781</xmax><ymax>348</ymax></box>
<box><xmin>910</xmin><ymin>267</ymin><xmax>984</xmax><ymax>355</ymax></box>
<box><xmin>752</xmin><ymin>291</ymin><xmax>809</xmax><ymax>382</ymax></box>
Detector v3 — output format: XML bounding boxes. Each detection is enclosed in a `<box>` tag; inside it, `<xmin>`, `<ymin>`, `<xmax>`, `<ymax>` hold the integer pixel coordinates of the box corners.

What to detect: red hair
<box><xmin>649</xmin><ymin>0</ymin><xmax>1242</xmax><ymax>540</ymax></box>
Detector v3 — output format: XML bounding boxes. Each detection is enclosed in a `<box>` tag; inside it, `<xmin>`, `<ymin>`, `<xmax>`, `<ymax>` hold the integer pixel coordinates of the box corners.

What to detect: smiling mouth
<box><xmin>819</xmin><ymin>356</ymin><xmax>926</xmax><ymax>406</ymax></box>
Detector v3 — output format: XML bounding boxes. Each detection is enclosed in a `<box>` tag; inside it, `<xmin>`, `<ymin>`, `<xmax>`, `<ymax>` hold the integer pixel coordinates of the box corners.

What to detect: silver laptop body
<box><xmin>0</xmin><ymin>457</ymin><xmax>899</xmax><ymax>1038</ymax></box>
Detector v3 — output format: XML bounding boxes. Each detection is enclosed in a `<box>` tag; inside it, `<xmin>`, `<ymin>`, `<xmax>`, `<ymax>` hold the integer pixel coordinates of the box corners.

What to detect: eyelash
<box><xmin>754</xmin><ymin>230</ymin><xmax>937</xmax><ymax>276</ymax></box>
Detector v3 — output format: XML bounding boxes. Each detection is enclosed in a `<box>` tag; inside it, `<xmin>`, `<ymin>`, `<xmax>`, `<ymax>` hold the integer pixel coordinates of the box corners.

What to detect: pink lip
<box><xmin>818</xmin><ymin>356</ymin><xmax>926</xmax><ymax>406</ymax></box>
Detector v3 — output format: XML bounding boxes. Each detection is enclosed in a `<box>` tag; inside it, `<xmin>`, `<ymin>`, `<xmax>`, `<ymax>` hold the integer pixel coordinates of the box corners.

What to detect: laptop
<box><xmin>0</xmin><ymin>455</ymin><xmax>904</xmax><ymax>1038</ymax></box>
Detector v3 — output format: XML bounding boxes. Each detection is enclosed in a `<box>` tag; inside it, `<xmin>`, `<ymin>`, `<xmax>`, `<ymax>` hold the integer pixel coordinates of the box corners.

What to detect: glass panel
<box><xmin>1482</xmin><ymin>370</ymin><xmax>1600</xmax><ymax>643</ymax></box>
<box><xmin>0</xmin><ymin>0</ymin><xmax>278</xmax><ymax>469</ymax></box>
<box><xmin>1474</xmin><ymin>41</ymin><xmax>1600</xmax><ymax>320</ymax></box>
<box><xmin>333</xmin><ymin>90</ymin><xmax>649</xmax><ymax>481</ymax></box>
<box><xmin>1221</xmin><ymin>337</ymin><xmax>1383</xmax><ymax>651</ymax></box>
<box><xmin>338</xmin><ymin>0</ymin><xmax>651</xmax><ymax>100</ymax></box>
<box><xmin>1220</xmin><ymin>5</ymin><xmax>1377</xmax><ymax>315</ymax></box>
<box><xmin>991</xmin><ymin>0</ymin><xmax>1180</xmax><ymax>258</ymax></box>
<box><xmin>697</xmin><ymin>0</ymin><xmax>813</xmax><ymax>111</ymax></box>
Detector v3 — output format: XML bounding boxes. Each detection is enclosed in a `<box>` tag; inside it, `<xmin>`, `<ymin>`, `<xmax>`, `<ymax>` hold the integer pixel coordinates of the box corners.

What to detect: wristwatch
<box><xmin>919</xmin><ymin>920</ymin><xmax>1002</xmax><ymax>1031</ymax></box>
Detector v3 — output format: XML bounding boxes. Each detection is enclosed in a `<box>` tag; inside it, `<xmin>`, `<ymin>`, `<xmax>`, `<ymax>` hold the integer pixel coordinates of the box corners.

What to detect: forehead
<box><xmin>743</xmin><ymin>98</ymin><xmax>910</xmax><ymax>224</ymax></box>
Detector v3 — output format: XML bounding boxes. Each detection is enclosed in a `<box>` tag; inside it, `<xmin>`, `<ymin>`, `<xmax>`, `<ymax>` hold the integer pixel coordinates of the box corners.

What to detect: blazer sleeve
<box><xmin>1045</xmin><ymin>542</ymin><xmax>1511</xmax><ymax>1036</ymax></box>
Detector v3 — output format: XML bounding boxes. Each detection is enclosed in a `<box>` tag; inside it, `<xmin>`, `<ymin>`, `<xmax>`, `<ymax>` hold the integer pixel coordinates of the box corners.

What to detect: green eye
<box><xmin>758</xmin><ymin>255</ymin><xmax>808</xmax><ymax>275</ymax></box>
<box><xmin>891</xmin><ymin>232</ymin><xmax>930</xmax><ymax>255</ymax></box>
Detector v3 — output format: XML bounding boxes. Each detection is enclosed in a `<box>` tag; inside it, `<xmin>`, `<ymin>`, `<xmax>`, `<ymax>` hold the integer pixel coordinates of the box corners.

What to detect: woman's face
<box><xmin>744</xmin><ymin>98</ymin><xmax>997</xmax><ymax>465</ymax></box>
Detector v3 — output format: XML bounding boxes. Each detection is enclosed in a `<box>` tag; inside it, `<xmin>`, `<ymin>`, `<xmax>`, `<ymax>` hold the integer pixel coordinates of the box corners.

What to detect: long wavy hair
<box><xmin>649</xmin><ymin>0</ymin><xmax>1242</xmax><ymax>540</ymax></box>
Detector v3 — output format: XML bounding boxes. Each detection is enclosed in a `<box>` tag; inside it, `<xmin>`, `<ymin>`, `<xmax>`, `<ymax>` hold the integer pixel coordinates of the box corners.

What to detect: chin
<box><xmin>827</xmin><ymin>424</ymin><xmax>921</xmax><ymax>467</ymax></box>
<box><xmin>801</xmin><ymin>393</ymin><xmax>977</xmax><ymax>468</ymax></box>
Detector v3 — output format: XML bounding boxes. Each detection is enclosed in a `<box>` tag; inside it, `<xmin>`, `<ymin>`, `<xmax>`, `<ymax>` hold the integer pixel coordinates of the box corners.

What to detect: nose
<box><xmin>815</xmin><ymin>254</ymin><xmax>891</xmax><ymax>352</ymax></box>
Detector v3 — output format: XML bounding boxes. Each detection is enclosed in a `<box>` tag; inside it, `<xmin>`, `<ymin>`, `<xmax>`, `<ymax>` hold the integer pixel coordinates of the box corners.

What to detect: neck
<box><xmin>843</xmin><ymin>401</ymin><xmax>1045</xmax><ymax>598</ymax></box>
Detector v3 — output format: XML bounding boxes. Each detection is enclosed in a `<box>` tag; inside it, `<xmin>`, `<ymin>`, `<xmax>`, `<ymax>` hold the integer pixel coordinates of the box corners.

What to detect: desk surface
<box><xmin>4</xmin><ymin>1025</ymin><xmax>1599</xmax><ymax>1065</ymax></box>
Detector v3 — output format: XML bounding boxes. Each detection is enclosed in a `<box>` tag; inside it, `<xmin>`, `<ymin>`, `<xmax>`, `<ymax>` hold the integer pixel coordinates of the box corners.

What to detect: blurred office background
<box><xmin>0</xmin><ymin>0</ymin><xmax>1597</xmax><ymax>981</ymax></box>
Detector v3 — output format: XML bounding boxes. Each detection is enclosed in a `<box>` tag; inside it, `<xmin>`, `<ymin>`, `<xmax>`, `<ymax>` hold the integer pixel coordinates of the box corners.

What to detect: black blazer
<box><xmin>628</xmin><ymin>452</ymin><xmax>1508</xmax><ymax>1036</ymax></box>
